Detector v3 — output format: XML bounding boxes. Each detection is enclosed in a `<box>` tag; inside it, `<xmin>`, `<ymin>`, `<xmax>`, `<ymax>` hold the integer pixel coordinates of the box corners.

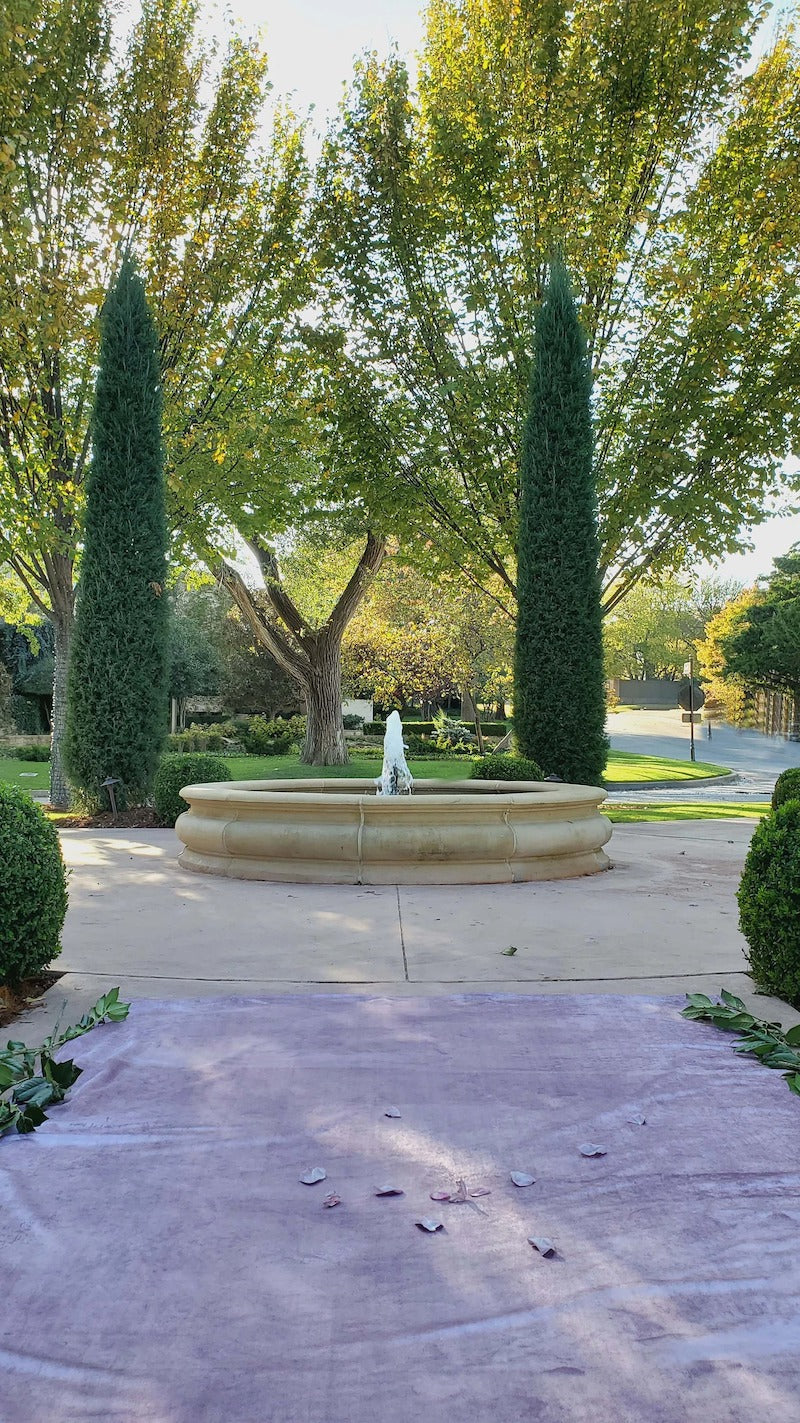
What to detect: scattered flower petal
<box><xmin>470</xmin><ymin>1187</ymin><xmax>491</xmax><ymax>1198</ymax></box>
<box><xmin>510</xmin><ymin>1171</ymin><xmax>536</xmax><ymax>1187</ymax></box>
<box><xmin>626</xmin><ymin>1113</ymin><xmax>646</xmax><ymax>1126</ymax></box>
<box><xmin>374</xmin><ymin>1185</ymin><xmax>404</xmax><ymax>1196</ymax></box>
<box><xmin>429</xmin><ymin>1190</ymin><xmax>451</xmax><ymax>1202</ymax></box>
<box><xmin>416</xmin><ymin>1217</ymin><xmax>444</xmax><ymax>1232</ymax></box>
<box><xmin>528</xmin><ymin>1236</ymin><xmax>556</xmax><ymax>1257</ymax></box>
<box><xmin>322</xmin><ymin>1192</ymin><xmax>341</xmax><ymax>1208</ymax></box>
<box><xmin>300</xmin><ymin>1167</ymin><xmax>327</xmax><ymax>1184</ymax></box>
<box><xmin>579</xmin><ymin>1143</ymin><xmax>607</xmax><ymax>1157</ymax></box>
<box><xmin>384</xmin><ymin>1107</ymin><xmax>402</xmax><ymax>1118</ymax></box>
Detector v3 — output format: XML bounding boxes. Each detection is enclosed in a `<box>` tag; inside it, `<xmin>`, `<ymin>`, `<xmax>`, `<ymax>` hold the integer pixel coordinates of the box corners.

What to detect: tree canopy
<box><xmin>718</xmin><ymin>548</ymin><xmax>800</xmax><ymax>705</ymax></box>
<box><xmin>318</xmin><ymin>0</ymin><xmax>800</xmax><ymax>611</ymax></box>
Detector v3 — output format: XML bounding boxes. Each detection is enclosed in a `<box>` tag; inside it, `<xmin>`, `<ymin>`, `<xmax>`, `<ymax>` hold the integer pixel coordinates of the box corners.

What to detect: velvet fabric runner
<box><xmin>2</xmin><ymin>994</ymin><xmax>799</xmax><ymax>1422</ymax></box>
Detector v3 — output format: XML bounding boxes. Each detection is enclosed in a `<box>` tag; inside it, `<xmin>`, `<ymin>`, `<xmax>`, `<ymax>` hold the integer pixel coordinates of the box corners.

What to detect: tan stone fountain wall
<box><xmin>175</xmin><ymin>779</ymin><xmax>612</xmax><ymax>885</ymax></box>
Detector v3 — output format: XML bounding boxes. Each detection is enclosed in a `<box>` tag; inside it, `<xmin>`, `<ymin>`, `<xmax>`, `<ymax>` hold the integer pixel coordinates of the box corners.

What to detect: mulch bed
<box><xmin>49</xmin><ymin>806</ymin><xmax>162</xmax><ymax>830</ymax></box>
<box><xmin>0</xmin><ymin>970</ymin><xmax>64</xmax><ymax>1031</ymax></box>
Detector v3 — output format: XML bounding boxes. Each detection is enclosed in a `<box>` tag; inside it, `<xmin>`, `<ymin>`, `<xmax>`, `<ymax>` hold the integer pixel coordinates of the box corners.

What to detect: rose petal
<box><xmin>470</xmin><ymin>1187</ymin><xmax>491</xmax><ymax>1198</ymax></box>
<box><xmin>322</xmin><ymin>1192</ymin><xmax>341</xmax><ymax>1208</ymax></box>
<box><xmin>510</xmin><ymin>1171</ymin><xmax>536</xmax><ymax>1187</ymax></box>
<box><xmin>579</xmin><ymin>1143</ymin><xmax>607</xmax><ymax>1157</ymax></box>
<box><xmin>384</xmin><ymin>1107</ymin><xmax>402</xmax><ymax>1118</ymax></box>
<box><xmin>374</xmin><ymin>1185</ymin><xmax>404</xmax><ymax>1196</ymax></box>
<box><xmin>429</xmin><ymin>1190</ymin><xmax>451</xmax><ymax>1202</ymax></box>
<box><xmin>300</xmin><ymin>1167</ymin><xmax>327</xmax><ymax>1184</ymax></box>
<box><xmin>415</xmin><ymin>1217</ymin><xmax>444</xmax><ymax>1232</ymax></box>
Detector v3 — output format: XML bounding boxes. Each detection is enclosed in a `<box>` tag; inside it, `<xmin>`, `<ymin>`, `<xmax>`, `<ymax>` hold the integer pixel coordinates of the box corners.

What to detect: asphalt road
<box><xmin>608</xmin><ymin>707</ymin><xmax>800</xmax><ymax>773</ymax></box>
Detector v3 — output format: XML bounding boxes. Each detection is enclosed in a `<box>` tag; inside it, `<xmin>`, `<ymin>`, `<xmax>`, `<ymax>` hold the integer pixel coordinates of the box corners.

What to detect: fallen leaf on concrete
<box><xmin>528</xmin><ymin>1236</ymin><xmax>556</xmax><ymax>1257</ymax></box>
<box><xmin>384</xmin><ymin>1107</ymin><xmax>402</xmax><ymax>1118</ymax></box>
<box><xmin>322</xmin><ymin>1192</ymin><xmax>341</xmax><ymax>1208</ymax></box>
<box><xmin>374</xmin><ymin>1185</ymin><xmax>404</xmax><ymax>1196</ymax></box>
<box><xmin>510</xmin><ymin>1171</ymin><xmax>536</xmax><ymax>1187</ymax></box>
<box><xmin>579</xmin><ymin>1144</ymin><xmax>607</xmax><ymax>1157</ymax></box>
<box><xmin>416</xmin><ymin>1218</ymin><xmax>444</xmax><ymax>1232</ymax></box>
<box><xmin>300</xmin><ymin>1167</ymin><xmax>327</xmax><ymax>1184</ymax></box>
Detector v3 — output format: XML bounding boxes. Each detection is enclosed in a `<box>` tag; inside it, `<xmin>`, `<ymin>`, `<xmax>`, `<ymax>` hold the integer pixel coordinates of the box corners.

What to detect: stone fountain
<box><xmin>175</xmin><ymin>713</ymin><xmax>611</xmax><ymax>884</ymax></box>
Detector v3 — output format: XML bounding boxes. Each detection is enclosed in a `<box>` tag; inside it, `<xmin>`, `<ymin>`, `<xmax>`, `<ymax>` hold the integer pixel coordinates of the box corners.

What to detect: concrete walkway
<box><xmin>15</xmin><ymin>820</ymin><xmax>799</xmax><ymax>1039</ymax></box>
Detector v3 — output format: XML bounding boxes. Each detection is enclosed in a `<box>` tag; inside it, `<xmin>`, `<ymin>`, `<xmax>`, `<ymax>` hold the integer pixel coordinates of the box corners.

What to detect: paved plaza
<box><xmin>17</xmin><ymin>817</ymin><xmax>799</xmax><ymax>1038</ymax></box>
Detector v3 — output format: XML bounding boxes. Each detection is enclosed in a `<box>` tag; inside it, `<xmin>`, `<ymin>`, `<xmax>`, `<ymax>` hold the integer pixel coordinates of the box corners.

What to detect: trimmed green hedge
<box><xmin>471</xmin><ymin>754</ymin><xmax>544</xmax><ymax>781</ymax></box>
<box><xmin>772</xmin><ymin>767</ymin><xmax>800</xmax><ymax>810</ymax></box>
<box><xmin>1</xmin><ymin>744</ymin><xmax>51</xmax><ymax>762</ymax></box>
<box><xmin>0</xmin><ymin>785</ymin><xmax>67</xmax><ymax>987</ymax></box>
<box><xmin>738</xmin><ymin>801</ymin><xmax>800</xmax><ymax>1007</ymax></box>
<box><xmin>154</xmin><ymin>753</ymin><xmax>231</xmax><ymax>828</ymax></box>
<box><xmin>365</xmin><ymin>720</ymin><xmax>508</xmax><ymax>738</ymax></box>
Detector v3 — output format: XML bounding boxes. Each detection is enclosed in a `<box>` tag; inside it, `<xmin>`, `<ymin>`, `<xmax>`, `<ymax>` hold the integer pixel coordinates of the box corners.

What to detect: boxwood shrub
<box><xmin>0</xmin><ymin>785</ymin><xmax>68</xmax><ymax>987</ymax></box>
<box><xmin>154</xmin><ymin>753</ymin><xmax>231</xmax><ymax>828</ymax></box>
<box><xmin>738</xmin><ymin>801</ymin><xmax>800</xmax><ymax>1007</ymax></box>
<box><xmin>771</xmin><ymin>767</ymin><xmax>800</xmax><ymax>810</ymax></box>
<box><xmin>471</xmin><ymin>753</ymin><xmax>544</xmax><ymax>781</ymax></box>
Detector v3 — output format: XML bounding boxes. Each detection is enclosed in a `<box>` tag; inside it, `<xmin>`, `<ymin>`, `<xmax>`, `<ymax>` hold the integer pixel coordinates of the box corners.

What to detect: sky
<box><xmin>200</xmin><ymin>0</ymin><xmax>800</xmax><ymax>587</ymax></box>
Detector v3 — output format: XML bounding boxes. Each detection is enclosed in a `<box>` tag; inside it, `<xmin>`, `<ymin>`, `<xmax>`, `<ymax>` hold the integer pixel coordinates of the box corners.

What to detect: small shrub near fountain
<box><xmin>471</xmin><ymin>754</ymin><xmax>544</xmax><ymax>781</ymax></box>
<box><xmin>0</xmin><ymin>786</ymin><xmax>67</xmax><ymax>988</ymax></box>
<box><xmin>155</xmin><ymin>753</ymin><xmax>231</xmax><ymax>827</ymax></box>
<box><xmin>772</xmin><ymin>768</ymin><xmax>800</xmax><ymax>810</ymax></box>
<box><xmin>738</xmin><ymin>801</ymin><xmax>800</xmax><ymax>1007</ymax></box>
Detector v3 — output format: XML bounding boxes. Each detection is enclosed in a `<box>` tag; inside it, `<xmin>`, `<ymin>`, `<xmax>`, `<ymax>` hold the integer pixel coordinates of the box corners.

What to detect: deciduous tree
<box><xmin>318</xmin><ymin>1</ymin><xmax>800</xmax><ymax>615</ymax></box>
<box><xmin>0</xmin><ymin>0</ymin><xmax>307</xmax><ymax>802</ymax></box>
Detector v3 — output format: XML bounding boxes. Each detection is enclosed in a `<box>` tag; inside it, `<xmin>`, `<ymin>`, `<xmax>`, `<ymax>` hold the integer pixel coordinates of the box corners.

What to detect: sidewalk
<box><xmin>15</xmin><ymin>821</ymin><xmax>799</xmax><ymax>1040</ymax></box>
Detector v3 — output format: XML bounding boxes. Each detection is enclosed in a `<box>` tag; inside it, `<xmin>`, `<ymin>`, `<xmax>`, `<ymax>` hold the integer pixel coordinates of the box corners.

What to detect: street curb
<box><xmin>605</xmin><ymin>772</ymin><xmax>737</xmax><ymax>792</ymax></box>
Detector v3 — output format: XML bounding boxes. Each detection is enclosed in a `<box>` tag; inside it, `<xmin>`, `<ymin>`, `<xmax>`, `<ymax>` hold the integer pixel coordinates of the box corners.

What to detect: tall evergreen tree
<box><xmin>514</xmin><ymin>262</ymin><xmax>608</xmax><ymax>785</ymax></box>
<box><xmin>64</xmin><ymin>260</ymin><xmax>168</xmax><ymax>809</ymax></box>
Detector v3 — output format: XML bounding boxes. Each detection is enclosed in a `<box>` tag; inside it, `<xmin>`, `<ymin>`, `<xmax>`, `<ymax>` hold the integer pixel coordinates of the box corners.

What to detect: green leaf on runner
<box><xmin>682</xmin><ymin>993</ymin><xmax>800</xmax><ymax>1100</ymax></box>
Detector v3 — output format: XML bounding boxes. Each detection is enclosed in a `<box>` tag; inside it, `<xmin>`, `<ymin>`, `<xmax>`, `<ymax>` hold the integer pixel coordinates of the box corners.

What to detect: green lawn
<box><xmin>0</xmin><ymin>757</ymin><xmax>50</xmax><ymax>792</ymax></box>
<box><xmin>225</xmin><ymin>754</ymin><xmax>470</xmax><ymax>781</ymax></box>
<box><xmin>0</xmin><ymin>746</ymin><xmax>730</xmax><ymax>797</ymax></box>
<box><xmin>603</xmin><ymin>750</ymin><xmax>727</xmax><ymax>782</ymax></box>
<box><xmin>226</xmin><ymin>749</ymin><xmax>728</xmax><ymax>785</ymax></box>
<box><xmin>605</xmin><ymin>801</ymin><xmax>768</xmax><ymax>823</ymax></box>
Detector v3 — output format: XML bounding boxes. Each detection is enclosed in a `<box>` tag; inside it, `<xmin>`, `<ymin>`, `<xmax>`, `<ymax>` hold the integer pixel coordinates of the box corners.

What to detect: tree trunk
<box><xmin>302</xmin><ymin>637</ymin><xmax>348</xmax><ymax>765</ymax></box>
<box><xmin>50</xmin><ymin>610</ymin><xmax>72</xmax><ymax>808</ymax></box>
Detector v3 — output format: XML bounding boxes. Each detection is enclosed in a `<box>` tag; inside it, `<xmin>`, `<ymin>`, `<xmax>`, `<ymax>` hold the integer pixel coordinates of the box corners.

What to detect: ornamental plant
<box><xmin>738</xmin><ymin>801</ymin><xmax>800</xmax><ymax>1007</ymax></box>
<box><xmin>471</xmin><ymin>754</ymin><xmax>544</xmax><ymax>781</ymax></box>
<box><xmin>154</xmin><ymin>753</ymin><xmax>231</xmax><ymax>827</ymax></box>
<box><xmin>64</xmin><ymin>259</ymin><xmax>169</xmax><ymax>811</ymax></box>
<box><xmin>771</xmin><ymin>767</ymin><xmax>800</xmax><ymax>810</ymax></box>
<box><xmin>513</xmin><ymin>261</ymin><xmax>607</xmax><ymax>785</ymax></box>
<box><xmin>0</xmin><ymin>786</ymin><xmax>68</xmax><ymax>987</ymax></box>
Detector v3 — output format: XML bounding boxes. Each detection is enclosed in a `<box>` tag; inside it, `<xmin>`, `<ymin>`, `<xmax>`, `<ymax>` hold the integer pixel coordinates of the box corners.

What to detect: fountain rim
<box><xmin>177</xmin><ymin>776</ymin><xmax>607</xmax><ymax>809</ymax></box>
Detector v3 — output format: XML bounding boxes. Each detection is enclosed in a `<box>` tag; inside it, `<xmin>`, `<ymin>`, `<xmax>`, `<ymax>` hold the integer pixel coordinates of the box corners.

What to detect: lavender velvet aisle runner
<box><xmin>1</xmin><ymin>994</ymin><xmax>799</xmax><ymax>1423</ymax></box>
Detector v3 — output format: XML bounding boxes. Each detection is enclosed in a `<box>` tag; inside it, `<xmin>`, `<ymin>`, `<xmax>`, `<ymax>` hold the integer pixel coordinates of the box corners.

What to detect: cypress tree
<box><xmin>513</xmin><ymin>261</ymin><xmax>608</xmax><ymax>785</ymax></box>
<box><xmin>64</xmin><ymin>259</ymin><xmax>168</xmax><ymax>809</ymax></box>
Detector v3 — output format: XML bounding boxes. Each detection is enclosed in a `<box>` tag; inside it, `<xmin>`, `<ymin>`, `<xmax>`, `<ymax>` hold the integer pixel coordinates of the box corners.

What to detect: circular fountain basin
<box><xmin>175</xmin><ymin>778</ymin><xmax>612</xmax><ymax>885</ymax></box>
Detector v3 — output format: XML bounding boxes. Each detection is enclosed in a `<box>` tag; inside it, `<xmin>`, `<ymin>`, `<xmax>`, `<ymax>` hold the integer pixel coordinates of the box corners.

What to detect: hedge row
<box><xmin>364</xmin><ymin>720</ymin><xmax>508</xmax><ymax>737</ymax></box>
